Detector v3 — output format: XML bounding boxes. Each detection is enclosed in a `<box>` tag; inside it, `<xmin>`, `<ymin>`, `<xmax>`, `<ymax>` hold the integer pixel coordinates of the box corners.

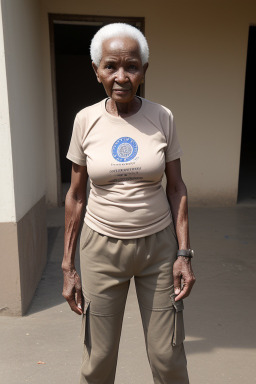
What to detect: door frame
<box><xmin>48</xmin><ymin>13</ymin><xmax>145</xmax><ymax>206</ymax></box>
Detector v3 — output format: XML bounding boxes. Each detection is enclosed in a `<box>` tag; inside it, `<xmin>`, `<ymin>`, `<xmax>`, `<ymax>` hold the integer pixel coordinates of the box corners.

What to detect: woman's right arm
<box><xmin>62</xmin><ymin>163</ymin><xmax>88</xmax><ymax>315</ymax></box>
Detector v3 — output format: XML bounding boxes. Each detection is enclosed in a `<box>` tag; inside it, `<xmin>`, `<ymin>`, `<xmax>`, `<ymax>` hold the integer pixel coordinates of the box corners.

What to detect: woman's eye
<box><xmin>129</xmin><ymin>65</ymin><xmax>137</xmax><ymax>70</ymax></box>
<box><xmin>106</xmin><ymin>64</ymin><xmax>114</xmax><ymax>70</ymax></box>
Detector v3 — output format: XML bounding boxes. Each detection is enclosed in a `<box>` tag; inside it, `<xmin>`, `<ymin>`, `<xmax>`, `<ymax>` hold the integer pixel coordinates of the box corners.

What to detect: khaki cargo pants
<box><xmin>79</xmin><ymin>223</ymin><xmax>189</xmax><ymax>384</ymax></box>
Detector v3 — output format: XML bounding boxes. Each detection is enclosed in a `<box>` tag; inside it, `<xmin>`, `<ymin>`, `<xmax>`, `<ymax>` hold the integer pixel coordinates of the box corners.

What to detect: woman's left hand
<box><xmin>165</xmin><ymin>159</ymin><xmax>196</xmax><ymax>301</ymax></box>
<box><xmin>173</xmin><ymin>256</ymin><xmax>196</xmax><ymax>301</ymax></box>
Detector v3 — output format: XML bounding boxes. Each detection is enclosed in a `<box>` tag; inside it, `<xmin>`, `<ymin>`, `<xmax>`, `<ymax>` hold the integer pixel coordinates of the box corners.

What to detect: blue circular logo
<box><xmin>112</xmin><ymin>137</ymin><xmax>138</xmax><ymax>162</ymax></box>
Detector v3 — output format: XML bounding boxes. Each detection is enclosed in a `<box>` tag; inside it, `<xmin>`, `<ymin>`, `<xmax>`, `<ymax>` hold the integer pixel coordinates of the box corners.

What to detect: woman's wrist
<box><xmin>61</xmin><ymin>260</ymin><xmax>76</xmax><ymax>272</ymax></box>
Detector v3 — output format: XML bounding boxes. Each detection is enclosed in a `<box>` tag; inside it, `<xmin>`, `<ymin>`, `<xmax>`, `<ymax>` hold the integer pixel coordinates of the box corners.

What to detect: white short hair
<box><xmin>90</xmin><ymin>23</ymin><xmax>149</xmax><ymax>66</ymax></box>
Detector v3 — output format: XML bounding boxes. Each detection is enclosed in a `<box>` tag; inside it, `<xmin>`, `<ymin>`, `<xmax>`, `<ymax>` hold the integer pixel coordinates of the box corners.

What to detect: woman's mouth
<box><xmin>113</xmin><ymin>88</ymin><xmax>130</xmax><ymax>92</ymax></box>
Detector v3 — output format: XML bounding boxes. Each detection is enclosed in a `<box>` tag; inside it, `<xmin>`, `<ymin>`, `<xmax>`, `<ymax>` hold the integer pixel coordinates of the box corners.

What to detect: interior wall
<box><xmin>56</xmin><ymin>54</ymin><xmax>106</xmax><ymax>184</ymax></box>
<box><xmin>54</xmin><ymin>23</ymin><xmax>107</xmax><ymax>185</ymax></box>
<box><xmin>2</xmin><ymin>0</ymin><xmax>46</xmax><ymax>220</ymax></box>
<box><xmin>41</xmin><ymin>0</ymin><xmax>256</xmax><ymax>205</ymax></box>
<box><xmin>238</xmin><ymin>26</ymin><xmax>256</xmax><ymax>202</ymax></box>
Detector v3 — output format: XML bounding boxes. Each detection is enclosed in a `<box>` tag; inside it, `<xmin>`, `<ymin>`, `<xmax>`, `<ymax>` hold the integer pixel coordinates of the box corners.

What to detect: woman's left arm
<box><xmin>165</xmin><ymin>159</ymin><xmax>196</xmax><ymax>301</ymax></box>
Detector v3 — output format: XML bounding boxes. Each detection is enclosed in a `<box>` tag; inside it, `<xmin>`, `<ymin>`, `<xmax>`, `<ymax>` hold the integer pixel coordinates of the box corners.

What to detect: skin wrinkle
<box><xmin>92</xmin><ymin>37</ymin><xmax>148</xmax><ymax>117</ymax></box>
<box><xmin>165</xmin><ymin>160</ymin><xmax>195</xmax><ymax>300</ymax></box>
<box><xmin>62</xmin><ymin>163</ymin><xmax>88</xmax><ymax>315</ymax></box>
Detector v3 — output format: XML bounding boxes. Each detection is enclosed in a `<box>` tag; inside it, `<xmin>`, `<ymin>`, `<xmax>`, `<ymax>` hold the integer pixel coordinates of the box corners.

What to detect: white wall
<box><xmin>40</xmin><ymin>0</ymin><xmax>256</xmax><ymax>205</ymax></box>
<box><xmin>2</xmin><ymin>0</ymin><xmax>46</xmax><ymax>221</ymax></box>
<box><xmin>0</xmin><ymin>1</ymin><xmax>16</xmax><ymax>223</ymax></box>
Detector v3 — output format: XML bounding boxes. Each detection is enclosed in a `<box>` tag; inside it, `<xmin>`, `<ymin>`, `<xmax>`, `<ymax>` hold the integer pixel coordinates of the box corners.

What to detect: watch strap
<box><xmin>177</xmin><ymin>249</ymin><xmax>194</xmax><ymax>258</ymax></box>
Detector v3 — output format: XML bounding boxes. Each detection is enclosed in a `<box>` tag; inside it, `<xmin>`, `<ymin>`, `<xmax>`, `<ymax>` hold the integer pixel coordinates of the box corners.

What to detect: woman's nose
<box><xmin>115</xmin><ymin>68</ymin><xmax>128</xmax><ymax>83</ymax></box>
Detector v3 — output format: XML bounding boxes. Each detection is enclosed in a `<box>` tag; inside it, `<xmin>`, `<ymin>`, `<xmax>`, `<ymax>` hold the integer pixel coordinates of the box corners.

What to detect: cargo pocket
<box><xmin>80</xmin><ymin>298</ymin><xmax>91</xmax><ymax>347</ymax></box>
<box><xmin>170</xmin><ymin>293</ymin><xmax>185</xmax><ymax>346</ymax></box>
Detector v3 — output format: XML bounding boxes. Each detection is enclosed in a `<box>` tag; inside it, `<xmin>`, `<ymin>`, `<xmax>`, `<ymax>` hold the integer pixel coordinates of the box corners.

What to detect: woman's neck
<box><xmin>106</xmin><ymin>97</ymin><xmax>141</xmax><ymax>117</ymax></box>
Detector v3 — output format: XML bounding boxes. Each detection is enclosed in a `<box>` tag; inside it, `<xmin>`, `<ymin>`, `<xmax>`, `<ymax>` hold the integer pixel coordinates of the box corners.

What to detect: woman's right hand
<box><xmin>62</xmin><ymin>164</ymin><xmax>88</xmax><ymax>315</ymax></box>
<box><xmin>62</xmin><ymin>268</ymin><xmax>83</xmax><ymax>315</ymax></box>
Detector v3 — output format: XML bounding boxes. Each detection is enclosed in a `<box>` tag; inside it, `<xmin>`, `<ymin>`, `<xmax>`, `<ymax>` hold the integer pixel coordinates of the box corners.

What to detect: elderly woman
<box><xmin>62</xmin><ymin>23</ymin><xmax>195</xmax><ymax>384</ymax></box>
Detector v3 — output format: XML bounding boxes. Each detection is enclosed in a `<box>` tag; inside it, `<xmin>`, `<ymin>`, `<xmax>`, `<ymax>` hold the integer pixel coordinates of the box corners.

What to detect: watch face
<box><xmin>190</xmin><ymin>249</ymin><xmax>195</xmax><ymax>257</ymax></box>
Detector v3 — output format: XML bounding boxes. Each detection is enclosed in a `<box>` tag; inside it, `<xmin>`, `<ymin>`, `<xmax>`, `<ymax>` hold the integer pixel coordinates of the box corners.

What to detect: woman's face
<box><xmin>92</xmin><ymin>37</ymin><xmax>148</xmax><ymax>104</ymax></box>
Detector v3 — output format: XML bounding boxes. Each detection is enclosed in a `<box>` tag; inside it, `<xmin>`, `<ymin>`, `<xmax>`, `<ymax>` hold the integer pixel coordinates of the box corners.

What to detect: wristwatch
<box><xmin>177</xmin><ymin>249</ymin><xmax>194</xmax><ymax>258</ymax></box>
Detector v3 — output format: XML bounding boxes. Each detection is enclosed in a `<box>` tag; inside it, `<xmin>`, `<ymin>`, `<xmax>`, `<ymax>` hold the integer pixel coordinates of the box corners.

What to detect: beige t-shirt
<box><xmin>67</xmin><ymin>97</ymin><xmax>182</xmax><ymax>239</ymax></box>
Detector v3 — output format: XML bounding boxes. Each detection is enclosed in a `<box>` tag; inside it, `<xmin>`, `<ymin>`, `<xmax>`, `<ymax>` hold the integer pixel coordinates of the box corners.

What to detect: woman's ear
<box><xmin>143</xmin><ymin>62</ymin><xmax>149</xmax><ymax>76</ymax></box>
<box><xmin>92</xmin><ymin>62</ymin><xmax>101</xmax><ymax>83</ymax></box>
<box><xmin>141</xmin><ymin>63</ymin><xmax>148</xmax><ymax>84</ymax></box>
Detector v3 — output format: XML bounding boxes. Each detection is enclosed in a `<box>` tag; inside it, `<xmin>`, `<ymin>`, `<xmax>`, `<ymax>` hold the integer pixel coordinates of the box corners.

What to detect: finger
<box><xmin>67</xmin><ymin>298</ymin><xmax>83</xmax><ymax>315</ymax></box>
<box><xmin>175</xmin><ymin>285</ymin><xmax>190</xmax><ymax>301</ymax></box>
<box><xmin>175</xmin><ymin>278</ymin><xmax>195</xmax><ymax>301</ymax></box>
<box><xmin>76</xmin><ymin>288</ymin><xmax>83</xmax><ymax>314</ymax></box>
<box><xmin>173</xmin><ymin>273</ymin><xmax>181</xmax><ymax>296</ymax></box>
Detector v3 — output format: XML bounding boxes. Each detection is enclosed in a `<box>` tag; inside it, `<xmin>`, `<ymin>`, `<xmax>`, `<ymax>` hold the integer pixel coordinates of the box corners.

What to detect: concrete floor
<box><xmin>0</xmin><ymin>206</ymin><xmax>256</xmax><ymax>384</ymax></box>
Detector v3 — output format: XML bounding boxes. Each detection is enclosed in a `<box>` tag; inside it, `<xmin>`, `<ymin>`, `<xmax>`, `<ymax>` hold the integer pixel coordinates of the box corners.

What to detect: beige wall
<box><xmin>0</xmin><ymin>222</ymin><xmax>20</xmax><ymax>314</ymax></box>
<box><xmin>40</xmin><ymin>0</ymin><xmax>256</xmax><ymax>206</ymax></box>
<box><xmin>0</xmin><ymin>198</ymin><xmax>47</xmax><ymax>316</ymax></box>
<box><xmin>17</xmin><ymin>197</ymin><xmax>47</xmax><ymax>315</ymax></box>
<box><xmin>0</xmin><ymin>2</ymin><xmax>16</xmax><ymax>223</ymax></box>
<box><xmin>0</xmin><ymin>0</ymin><xmax>47</xmax><ymax>315</ymax></box>
<box><xmin>2</xmin><ymin>0</ymin><xmax>46</xmax><ymax>220</ymax></box>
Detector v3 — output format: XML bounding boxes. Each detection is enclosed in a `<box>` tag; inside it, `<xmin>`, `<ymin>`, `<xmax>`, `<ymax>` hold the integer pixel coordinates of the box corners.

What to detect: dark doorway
<box><xmin>49</xmin><ymin>15</ymin><xmax>145</xmax><ymax>204</ymax></box>
<box><xmin>54</xmin><ymin>23</ymin><xmax>106</xmax><ymax>184</ymax></box>
<box><xmin>238</xmin><ymin>26</ymin><xmax>256</xmax><ymax>203</ymax></box>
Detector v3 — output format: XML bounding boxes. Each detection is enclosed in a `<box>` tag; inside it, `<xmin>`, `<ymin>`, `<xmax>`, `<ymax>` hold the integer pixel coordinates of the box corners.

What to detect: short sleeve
<box><xmin>66</xmin><ymin>115</ymin><xmax>87</xmax><ymax>166</ymax></box>
<box><xmin>165</xmin><ymin>115</ymin><xmax>183</xmax><ymax>162</ymax></box>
